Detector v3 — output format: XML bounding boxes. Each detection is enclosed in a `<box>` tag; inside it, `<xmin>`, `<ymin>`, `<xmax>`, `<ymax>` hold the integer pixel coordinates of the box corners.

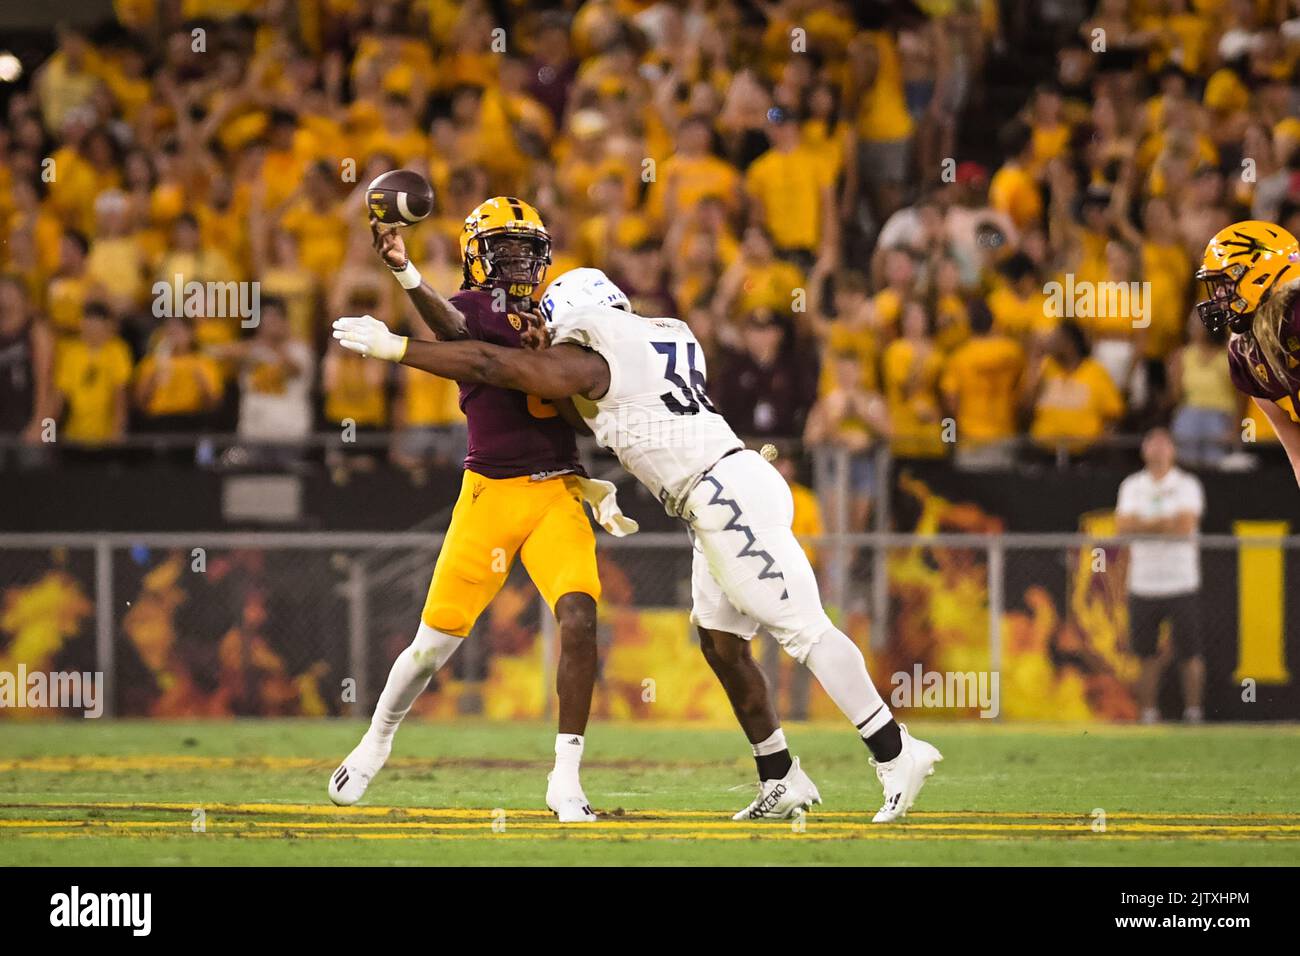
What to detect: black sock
<box><xmin>863</xmin><ymin>719</ymin><xmax>903</xmax><ymax>763</ymax></box>
<box><xmin>755</xmin><ymin>748</ymin><xmax>793</xmax><ymax>781</ymax></box>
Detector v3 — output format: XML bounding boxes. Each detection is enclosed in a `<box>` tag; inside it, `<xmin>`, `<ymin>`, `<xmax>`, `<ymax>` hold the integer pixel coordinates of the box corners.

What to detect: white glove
<box><xmin>332</xmin><ymin>315</ymin><xmax>408</xmax><ymax>362</ymax></box>
<box><xmin>574</xmin><ymin>476</ymin><xmax>639</xmax><ymax>537</ymax></box>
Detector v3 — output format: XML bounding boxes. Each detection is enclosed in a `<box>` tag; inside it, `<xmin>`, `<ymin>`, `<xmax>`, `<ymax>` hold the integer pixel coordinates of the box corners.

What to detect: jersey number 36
<box><xmin>653</xmin><ymin>341</ymin><xmax>716</xmax><ymax>416</ymax></box>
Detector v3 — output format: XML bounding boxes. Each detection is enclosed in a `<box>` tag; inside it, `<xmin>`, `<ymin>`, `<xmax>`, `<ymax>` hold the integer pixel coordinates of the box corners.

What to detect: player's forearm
<box><xmin>400</xmin><ymin>338</ymin><xmax>539</xmax><ymax>394</ymax></box>
<box><xmin>335</xmin><ymin>315</ymin><xmax>600</xmax><ymax>398</ymax></box>
<box><xmin>405</xmin><ymin>281</ymin><xmax>468</xmax><ymax>340</ymax></box>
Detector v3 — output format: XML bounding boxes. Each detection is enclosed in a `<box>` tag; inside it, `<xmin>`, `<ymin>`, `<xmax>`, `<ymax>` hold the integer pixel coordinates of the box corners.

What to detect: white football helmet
<box><xmin>539</xmin><ymin>268</ymin><xmax>630</xmax><ymax>324</ymax></box>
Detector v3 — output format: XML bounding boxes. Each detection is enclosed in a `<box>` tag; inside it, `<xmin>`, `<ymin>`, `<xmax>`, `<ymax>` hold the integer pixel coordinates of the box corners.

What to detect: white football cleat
<box><xmin>732</xmin><ymin>757</ymin><xmax>822</xmax><ymax>821</ymax></box>
<box><xmin>327</xmin><ymin>733</ymin><xmax>391</xmax><ymax>806</ymax></box>
<box><xmin>871</xmin><ymin>725</ymin><xmax>942</xmax><ymax>823</ymax></box>
<box><xmin>546</xmin><ymin>773</ymin><xmax>597</xmax><ymax>823</ymax></box>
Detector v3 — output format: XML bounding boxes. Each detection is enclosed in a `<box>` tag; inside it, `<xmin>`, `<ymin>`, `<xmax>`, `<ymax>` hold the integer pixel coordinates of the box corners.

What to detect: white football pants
<box><xmin>685</xmin><ymin>450</ymin><xmax>835</xmax><ymax>663</ymax></box>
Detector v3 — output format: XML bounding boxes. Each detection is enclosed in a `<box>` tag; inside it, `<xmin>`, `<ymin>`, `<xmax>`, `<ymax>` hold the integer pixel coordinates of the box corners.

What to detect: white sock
<box><xmin>752</xmin><ymin>728</ymin><xmax>787</xmax><ymax>756</ymax></box>
<box><xmin>552</xmin><ymin>733</ymin><xmax>584</xmax><ymax>789</ymax></box>
<box><xmin>369</xmin><ymin>623</ymin><xmax>463</xmax><ymax>743</ymax></box>
<box><xmin>803</xmin><ymin>627</ymin><xmax>893</xmax><ymax>737</ymax></box>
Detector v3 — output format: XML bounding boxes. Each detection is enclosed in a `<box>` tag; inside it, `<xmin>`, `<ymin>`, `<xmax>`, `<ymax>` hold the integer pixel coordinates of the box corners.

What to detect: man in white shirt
<box><xmin>1115</xmin><ymin>428</ymin><xmax>1206</xmax><ymax>724</ymax></box>
<box><xmin>225</xmin><ymin>299</ymin><xmax>314</xmax><ymax>455</ymax></box>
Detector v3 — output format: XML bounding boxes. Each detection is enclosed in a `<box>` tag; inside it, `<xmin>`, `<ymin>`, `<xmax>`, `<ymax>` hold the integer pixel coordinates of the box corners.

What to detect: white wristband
<box><xmin>391</xmin><ymin>259</ymin><xmax>422</xmax><ymax>290</ymax></box>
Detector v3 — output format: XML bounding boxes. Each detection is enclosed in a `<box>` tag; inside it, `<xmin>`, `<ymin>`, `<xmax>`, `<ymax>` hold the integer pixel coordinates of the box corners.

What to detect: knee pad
<box><xmin>421</xmin><ymin>605</ymin><xmax>470</xmax><ymax>638</ymax></box>
<box><xmin>772</xmin><ymin>616</ymin><xmax>835</xmax><ymax>665</ymax></box>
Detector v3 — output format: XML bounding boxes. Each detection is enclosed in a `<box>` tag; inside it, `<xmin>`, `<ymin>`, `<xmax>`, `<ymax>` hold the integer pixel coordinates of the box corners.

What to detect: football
<box><xmin>366</xmin><ymin>168</ymin><xmax>433</xmax><ymax>225</ymax></box>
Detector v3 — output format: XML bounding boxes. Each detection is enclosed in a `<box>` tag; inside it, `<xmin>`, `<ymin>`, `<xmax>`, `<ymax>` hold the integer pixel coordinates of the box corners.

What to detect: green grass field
<box><xmin>1</xmin><ymin>720</ymin><xmax>1297</xmax><ymax>865</ymax></box>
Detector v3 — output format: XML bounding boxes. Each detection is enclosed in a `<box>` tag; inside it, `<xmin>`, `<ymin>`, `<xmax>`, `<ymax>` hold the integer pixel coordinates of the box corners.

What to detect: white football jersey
<box><xmin>549</xmin><ymin>304</ymin><xmax>743</xmax><ymax>515</ymax></box>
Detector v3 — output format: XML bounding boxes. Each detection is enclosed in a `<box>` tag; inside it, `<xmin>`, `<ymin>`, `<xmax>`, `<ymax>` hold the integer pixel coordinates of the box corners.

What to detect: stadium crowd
<box><xmin>2</xmin><ymin>0</ymin><xmax>1300</xmax><ymax>503</ymax></box>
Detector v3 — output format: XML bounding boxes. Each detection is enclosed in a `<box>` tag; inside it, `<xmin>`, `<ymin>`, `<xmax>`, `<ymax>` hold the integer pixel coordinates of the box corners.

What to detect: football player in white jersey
<box><xmin>333</xmin><ymin>269</ymin><xmax>943</xmax><ymax>822</ymax></box>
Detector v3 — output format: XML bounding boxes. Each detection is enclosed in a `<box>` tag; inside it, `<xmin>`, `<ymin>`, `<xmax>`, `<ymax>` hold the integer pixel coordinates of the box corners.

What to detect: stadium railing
<box><xmin>0</xmin><ymin>430</ymin><xmax>1274</xmax><ymax>469</ymax></box>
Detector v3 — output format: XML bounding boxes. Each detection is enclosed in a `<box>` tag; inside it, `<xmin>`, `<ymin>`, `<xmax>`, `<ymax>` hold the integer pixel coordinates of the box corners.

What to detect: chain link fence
<box><xmin>1</xmin><ymin>528</ymin><xmax>1291</xmax><ymax>722</ymax></box>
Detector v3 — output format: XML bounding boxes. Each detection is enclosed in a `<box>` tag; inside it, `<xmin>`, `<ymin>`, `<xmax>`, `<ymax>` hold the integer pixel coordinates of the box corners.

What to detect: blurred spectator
<box><xmin>928</xmin><ymin>254</ymin><xmax>971</xmax><ymax>352</ymax></box>
<box><xmin>1</xmin><ymin>0</ymin><xmax>1297</xmax><ymax>481</ymax></box>
<box><xmin>744</xmin><ymin>107</ymin><xmax>835</xmax><ymax>271</ymax></box>
<box><xmin>34</xmin><ymin>27</ymin><xmax>98</xmax><ymax>134</ymax></box>
<box><xmin>1025</xmin><ymin>320</ymin><xmax>1124</xmax><ymax>459</ymax></box>
<box><xmin>804</xmin><ymin>350</ymin><xmax>891</xmax><ymax>531</ymax></box>
<box><xmin>257</xmin><ymin>231</ymin><xmax>316</xmax><ymax>344</ymax></box>
<box><xmin>713</xmin><ymin>225</ymin><xmax>804</xmax><ymax>319</ymax></box>
<box><xmin>157</xmin><ymin>213</ymin><xmax>239</xmax><ymax>291</ymax></box>
<box><xmin>715</xmin><ymin>310</ymin><xmax>816</xmax><ymax>440</ymax></box>
<box><xmin>525</xmin><ymin>13</ymin><xmax>578</xmax><ymax>123</ymax></box>
<box><xmin>0</xmin><ymin>276</ymin><xmax>55</xmax><ymax>459</ymax></box>
<box><xmin>272</xmin><ymin>163</ymin><xmax>349</xmax><ymax>286</ymax></box>
<box><xmin>86</xmin><ymin>191</ymin><xmax>147</xmax><ymax>314</ymax></box>
<box><xmin>1169</xmin><ymin>315</ymin><xmax>1242</xmax><ymax>468</ymax></box>
<box><xmin>940</xmin><ymin>301</ymin><xmax>1026</xmax><ymax>470</ymax></box>
<box><xmin>322</xmin><ymin>334</ymin><xmax>390</xmax><ymax>476</ymax></box>
<box><xmin>158</xmin><ymin>213</ymin><xmax>242</xmax><ymax>351</ymax></box>
<box><xmin>882</xmin><ymin>301</ymin><xmax>945</xmax><ymax>458</ymax></box>
<box><xmin>648</xmin><ymin>114</ymin><xmax>741</xmax><ymax>227</ymax></box>
<box><xmin>45</xmin><ymin>231</ymin><xmax>94</xmax><ymax>339</ymax></box>
<box><xmin>53</xmin><ymin>302</ymin><xmax>131</xmax><ymax>448</ymax></box>
<box><xmin>212</xmin><ymin>299</ymin><xmax>314</xmax><ymax>461</ymax></box>
<box><xmin>800</xmin><ymin>351</ymin><xmax>894</xmax><ymax>530</ymax></box>
<box><xmin>987</xmin><ymin>252</ymin><xmax>1051</xmax><ymax>341</ymax></box>
<box><xmin>870</xmin><ymin>247</ymin><xmax>919</xmax><ymax>341</ymax></box>
<box><xmin>844</xmin><ymin>9</ymin><xmax>916</xmax><ymax>227</ymax></box>
<box><xmin>989</xmin><ymin>121</ymin><xmax>1043</xmax><ymax>231</ymax></box>
<box><xmin>133</xmin><ymin>317</ymin><xmax>222</xmax><ymax>430</ymax></box>
<box><xmin>898</xmin><ymin>8</ymin><xmax>955</xmax><ymax>183</ymax></box>
<box><xmin>942</xmin><ymin>162</ymin><xmax>1017</xmax><ymax>287</ymax></box>
<box><xmin>1116</xmin><ymin>427</ymin><xmax>1206</xmax><ymax>725</ymax></box>
<box><xmin>322</xmin><ymin>337</ymin><xmax>389</xmax><ymax>435</ymax></box>
<box><xmin>876</xmin><ymin>194</ymin><xmax>947</xmax><ymax>264</ymax></box>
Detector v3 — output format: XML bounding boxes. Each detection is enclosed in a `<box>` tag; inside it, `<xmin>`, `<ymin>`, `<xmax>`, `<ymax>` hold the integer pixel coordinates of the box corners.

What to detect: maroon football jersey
<box><xmin>1227</xmin><ymin>292</ymin><xmax>1300</xmax><ymax>403</ymax></box>
<box><xmin>451</xmin><ymin>289</ymin><xmax>582</xmax><ymax>479</ymax></box>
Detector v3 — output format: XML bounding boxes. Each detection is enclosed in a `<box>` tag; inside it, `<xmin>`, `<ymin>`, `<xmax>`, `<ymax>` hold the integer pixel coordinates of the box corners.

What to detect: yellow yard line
<box><xmin>251</xmin><ymin>821</ymin><xmax>1300</xmax><ymax>834</ymax></box>
<box><xmin>232</xmin><ymin>820</ymin><xmax>1300</xmax><ymax>833</ymax></box>
<box><xmin>3</xmin><ymin>801</ymin><xmax>1299</xmax><ymax>822</ymax></box>
<box><xmin>13</xmin><ymin>829</ymin><xmax>1300</xmax><ymax>843</ymax></box>
<box><xmin>3</xmin><ymin>818</ymin><xmax>1298</xmax><ymax>838</ymax></box>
